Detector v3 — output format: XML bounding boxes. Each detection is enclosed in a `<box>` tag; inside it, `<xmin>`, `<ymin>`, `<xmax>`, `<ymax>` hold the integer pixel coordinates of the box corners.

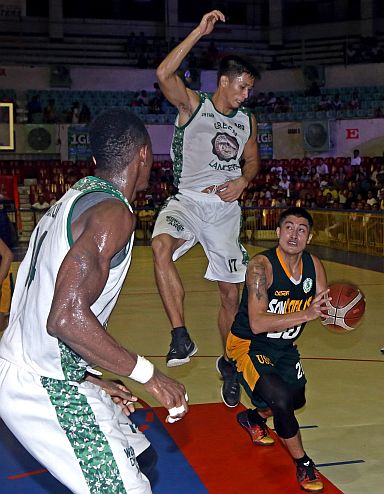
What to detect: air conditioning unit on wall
<box><xmin>16</xmin><ymin>125</ymin><xmax>58</xmax><ymax>154</ymax></box>
<box><xmin>302</xmin><ymin>121</ymin><xmax>330</xmax><ymax>152</ymax></box>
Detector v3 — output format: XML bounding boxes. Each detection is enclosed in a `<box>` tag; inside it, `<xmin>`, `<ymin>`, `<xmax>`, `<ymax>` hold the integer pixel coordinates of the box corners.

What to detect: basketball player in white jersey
<box><xmin>0</xmin><ymin>109</ymin><xmax>188</xmax><ymax>494</ymax></box>
<box><xmin>152</xmin><ymin>10</ymin><xmax>259</xmax><ymax>408</ymax></box>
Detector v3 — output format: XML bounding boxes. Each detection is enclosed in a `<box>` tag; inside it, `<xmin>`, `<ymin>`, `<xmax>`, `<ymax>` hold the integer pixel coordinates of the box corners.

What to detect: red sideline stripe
<box><xmin>153</xmin><ymin>403</ymin><xmax>343</xmax><ymax>494</ymax></box>
<box><xmin>8</xmin><ymin>468</ymin><xmax>47</xmax><ymax>480</ymax></box>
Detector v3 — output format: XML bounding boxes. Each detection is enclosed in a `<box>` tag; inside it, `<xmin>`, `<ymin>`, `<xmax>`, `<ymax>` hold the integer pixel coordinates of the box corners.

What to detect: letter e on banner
<box><xmin>346</xmin><ymin>128</ymin><xmax>359</xmax><ymax>139</ymax></box>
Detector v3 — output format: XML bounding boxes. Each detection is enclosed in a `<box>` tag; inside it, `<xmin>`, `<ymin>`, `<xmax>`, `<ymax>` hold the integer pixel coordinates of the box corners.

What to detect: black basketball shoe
<box><xmin>216</xmin><ymin>355</ymin><xmax>241</xmax><ymax>407</ymax></box>
<box><xmin>166</xmin><ymin>327</ymin><xmax>198</xmax><ymax>367</ymax></box>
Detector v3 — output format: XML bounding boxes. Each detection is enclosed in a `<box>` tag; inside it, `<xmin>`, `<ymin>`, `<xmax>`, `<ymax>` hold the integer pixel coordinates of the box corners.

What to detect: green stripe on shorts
<box><xmin>41</xmin><ymin>376</ymin><xmax>128</xmax><ymax>493</ymax></box>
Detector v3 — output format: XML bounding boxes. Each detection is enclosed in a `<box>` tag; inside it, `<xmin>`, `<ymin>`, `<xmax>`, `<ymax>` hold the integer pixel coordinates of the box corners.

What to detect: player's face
<box><xmin>224</xmin><ymin>73</ymin><xmax>254</xmax><ymax>109</ymax></box>
<box><xmin>276</xmin><ymin>215</ymin><xmax>312</xmax><ymax>254</ymax></box>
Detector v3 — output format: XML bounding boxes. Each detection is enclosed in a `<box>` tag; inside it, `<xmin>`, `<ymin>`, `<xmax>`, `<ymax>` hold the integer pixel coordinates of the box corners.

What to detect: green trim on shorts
<box><xmin>41</xmin><ymin>375</ymin><xmax>130</xmax><ymax>493</ymax></box>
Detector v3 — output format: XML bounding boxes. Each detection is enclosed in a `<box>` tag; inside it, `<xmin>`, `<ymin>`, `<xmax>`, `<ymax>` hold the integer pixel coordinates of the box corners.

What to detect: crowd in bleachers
<box><xmin>3</xmin><ymin>154</ymin><xmax>383</xmax><ymax>217</ymax></box>
<box><xmin>240</xmin><ymin>155</ymin><xmax>384</xmax><ymax>213</ymax></box>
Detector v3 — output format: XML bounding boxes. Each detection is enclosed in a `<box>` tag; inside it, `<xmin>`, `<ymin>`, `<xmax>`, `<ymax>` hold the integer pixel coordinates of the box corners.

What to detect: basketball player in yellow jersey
<box><xmin>227</xmin><ymin>207</ymin><xmax>330</xmax><ymax>492</ymax></box>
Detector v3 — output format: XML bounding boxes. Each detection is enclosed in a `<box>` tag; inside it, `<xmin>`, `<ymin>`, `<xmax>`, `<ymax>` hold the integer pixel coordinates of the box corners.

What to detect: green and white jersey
<box><xmin>0</xmin><ymin>176</ymin><xmax>134</xmax><ymax>380</ymax></box>
<box><xmin>171</xmin><ymin>92</ymin><xmax>253</xmax><ymax>190</ymax></box>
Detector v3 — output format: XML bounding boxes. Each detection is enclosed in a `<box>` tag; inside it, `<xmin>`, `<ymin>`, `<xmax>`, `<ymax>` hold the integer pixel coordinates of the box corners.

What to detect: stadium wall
<box><xmin>2</xmin><ymin>62</ymin><xmax>384</xmax><ymax>93</ymax></box>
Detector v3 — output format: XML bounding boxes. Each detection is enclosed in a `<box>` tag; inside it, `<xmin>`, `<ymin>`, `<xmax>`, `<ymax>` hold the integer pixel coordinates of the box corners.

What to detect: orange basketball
<box><xmin>321</xmin><ymin>283</ymin><xmax>366</xmax><ymax>333</ymax></box>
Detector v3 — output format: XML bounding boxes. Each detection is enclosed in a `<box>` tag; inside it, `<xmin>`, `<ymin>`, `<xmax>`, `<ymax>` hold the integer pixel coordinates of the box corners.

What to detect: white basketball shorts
<box><xmin>0</xmin><ymin>358</ymin><xmax>152</xmax><ymax>494</ymax></box>
<box><xmin>152</xmin><ymin>190</ymin><xmax>248</xmax><ymax>283</ymax></box>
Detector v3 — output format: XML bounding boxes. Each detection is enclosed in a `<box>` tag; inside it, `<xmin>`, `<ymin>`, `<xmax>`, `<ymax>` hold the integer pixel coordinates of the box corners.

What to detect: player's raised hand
<box><xmin>143</xmin><ymin>368</ymin><xmax>189</xmax><ymax>421</ymax></box>
<box><xmin>197</xmin><ymin>10</ymin><xmax>225</xmax><ymax>37</ymax></box>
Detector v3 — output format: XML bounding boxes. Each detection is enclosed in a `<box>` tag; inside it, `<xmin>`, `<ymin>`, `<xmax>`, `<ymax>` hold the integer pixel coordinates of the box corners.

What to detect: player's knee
<box><xmin>292</xmin><ymin>386</ymin><xmax>306</xmax><ymax>410</ymax></box>
<box><xmin>151</xmin><ymin>234</ymin><xmax>174</xmax><ymax>262</ymax></box>
<box><xmin>254</xmin><ymin>373</ymin><xmax>293</xmax><ymax>415</ymax></box>
<box><xmin>218</xmin><ymin>282</ymin><xmax>239</xmax><ymax>309</ymax></box>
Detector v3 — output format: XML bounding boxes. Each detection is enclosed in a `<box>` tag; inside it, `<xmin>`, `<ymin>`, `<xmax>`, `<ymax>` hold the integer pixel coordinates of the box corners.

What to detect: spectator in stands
<box><xmin>317</xmin><ymin>95</ymin><xmax>332</xmax><ymax>111</ymax></box>
<box><xmin>71</xmin><ymin>101</ymin><xmax>80</xmax><ymax>124</ymax></box>
<box><xmin>316</xmin><ymin>159</ymin><xmax>329</xmax><ymax>176</ymax></box>
<box><xmin>43</xmin><ymin>98</ymin><xmax>58</xmax><ymax>124</ymax></box>
<box><xmin>270</xmin><ymin>161</ymin><xmax>283</xmax><ymax>178</ymax></box>
<box><xmin>305</xmin><ymin>81</ymin><xmax>321</xmax><ymax>97</ymax></box>
<box><xmin>374</xmin><ymin>105</ymin><xmax>384</xmax><ymax>118</ymax></box>
<box><xmin>137</xmin><ymin>90</ymin><xmax>149</xmax><ymax>106</ymax></box>
<box><xmin>207</xmin><ymin>40</ymin><xmax>219</xmax><ymax>68</ymax></box>
<box><xmin>255</xmin><ymin>92</ymin><xmax>267</xmax><ymax>106</ymax></box>
<box><xmin>137</xmin><ymin>32</ymin><xmax>148</xmax><ymax>54</ymax></box>
<box><xmin>32</xmin><ymin>194</ymin><xmax>50</xmax><ymax>211</ymax></box>
<box><xmin>266</xmin><ymin>91</ymin><xmax>277</xmax><ymax>110</ymax></box>
<box><xmin>126</xmin><ymin>32</ymin><xmax>137</xmax><ymax>55</ymax></box>
<box><xmin>278</xmin><ymin>174</ymin><xmax>290</xmax><ymax>195</ymax></box>
<box><xmin>331</xmin><ymin>93</ymin><xmax>344</xmax><ymax>111</ymax></box>
<box><xmin>79</xmin><ymin>103</ymin><xmax>91</xmax><ymax>123</ymax></box>
<box><xmin>351</xmin><ymin>149</ymin><xmax>362</xmax><ymax>167</ymax></box>
<box><xmin>137</xmin><ymin>52</ymin><xmax>149</xmax><ymax>69</ymax></box>
<box><xmin>378</xmin><ymin>189</ymin><xmax>384</xmax><ymax>209</ymax></box>
<box><xmin>299</xmin><ymin>167</ymin><xmax>311</xmax><ymax>183</ymax></box>
<box><xmin>348</xmin><ymin>91</ymin><xmax>361</xmax><ymax>110</ymax></box>
<box><xmin>366</xmin><ymin>190</ymin><xmax>377</xmax><ymax>207</ymax></box>
<box><xmin>27</xmin><ymin>94</ymin><xmax>42</xmax><ymax>123</ymax></box>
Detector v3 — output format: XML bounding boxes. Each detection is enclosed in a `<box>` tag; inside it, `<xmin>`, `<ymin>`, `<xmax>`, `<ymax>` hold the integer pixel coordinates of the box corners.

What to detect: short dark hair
<box><xmin>89</xmin><ymin>109</ymin><xmax>149</xmax><ymax>173</ymax></box>
<box><xmin>278</xmin><ymin>207</ymin><xmax>314</xmax><ymax>229</ymax></box>
<box><xmin>217</xmin><ymin>55</ymin><xmax>258</xmax><ymax>85</ymax></box>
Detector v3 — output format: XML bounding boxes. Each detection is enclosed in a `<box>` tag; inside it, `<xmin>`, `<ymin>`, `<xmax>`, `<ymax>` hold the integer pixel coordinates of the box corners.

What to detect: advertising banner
<box><xmin>257</xmin><ymin>122</ymin><xmax>273</xmax><ymax>159</ymax></box>
<box><xmin>68</xmin><ymin>125</ymin><xmax>91</xmax><ymax>161</ymax></box>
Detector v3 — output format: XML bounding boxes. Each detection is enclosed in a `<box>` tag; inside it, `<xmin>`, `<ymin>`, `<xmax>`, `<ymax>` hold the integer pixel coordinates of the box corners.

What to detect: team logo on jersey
<box><xmin>211</xmin><ymin>132</ymin><xmax>239</xmax><ymax>162</ymax></box>
<box><xmin>303</xmin><ymin>277</ymin><xmax>313</xmax><ymax>293</ymax></box>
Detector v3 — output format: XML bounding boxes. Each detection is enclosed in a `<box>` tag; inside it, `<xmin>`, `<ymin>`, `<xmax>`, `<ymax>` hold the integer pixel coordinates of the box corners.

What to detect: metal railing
<box><xmin>242</xmin><ymin>207</ymin><xmax>384</xmax><ymax>257</ymax></box>
<box><xmin>9</xmin><ymin>205</ymin><xmax>384</xmax><ymax>257</ymax></box>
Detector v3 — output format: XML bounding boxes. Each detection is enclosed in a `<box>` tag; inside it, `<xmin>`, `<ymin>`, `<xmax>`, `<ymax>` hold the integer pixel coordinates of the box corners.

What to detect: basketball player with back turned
<box><xmin>227</xmin><ymin>207</ymin><xmax>330</xmax><ymax>492</ymax></box>
<box><xmin>0</xmin><ymin>109</ymin><xmax>188</xmax><ymax>494</ymax></box>
<box><xmin>152</xmin><ymin>10</ymin><xmax>259</xmax><ymax>408</ymax></box>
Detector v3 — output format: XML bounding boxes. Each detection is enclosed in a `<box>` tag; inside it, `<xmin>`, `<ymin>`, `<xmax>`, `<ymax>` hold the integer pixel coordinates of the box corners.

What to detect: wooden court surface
<box><xmin>105</xmin><ymin>243</ymin><xmax>384</xmax><ymax>494</ymax></box>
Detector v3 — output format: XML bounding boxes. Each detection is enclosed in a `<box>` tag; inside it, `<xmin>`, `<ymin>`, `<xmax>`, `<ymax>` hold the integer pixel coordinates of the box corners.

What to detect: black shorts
<box><xmin>226</xmin><ymin>332</ymin><xmax>307</xmax><ymax>408</ymax></box>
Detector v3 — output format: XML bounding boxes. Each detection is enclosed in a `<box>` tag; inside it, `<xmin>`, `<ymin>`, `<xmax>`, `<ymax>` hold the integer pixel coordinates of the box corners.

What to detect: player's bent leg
<box><xmin>255</xmin><ymin>375</ymin><xmax>323</xmax><ymax>493</ymax></box>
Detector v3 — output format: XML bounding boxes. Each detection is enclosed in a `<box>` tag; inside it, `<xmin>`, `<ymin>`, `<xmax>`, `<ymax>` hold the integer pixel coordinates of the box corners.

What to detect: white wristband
<box><xmin>128</xmin><ymin>356</ymin><xmax>154</xmax><ymax>384</ymax></box>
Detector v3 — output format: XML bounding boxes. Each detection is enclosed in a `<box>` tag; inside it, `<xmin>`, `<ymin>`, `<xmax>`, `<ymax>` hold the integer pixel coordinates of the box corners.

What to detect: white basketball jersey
<box><xmin>171</xmin><ymin>92</ymin><xmax>252</xmax><ymax>191</ymax></box>
<box><xmin>0</xmin><ymin>176</ymin><xmax>134</xmax><ymax>379</ymax></box>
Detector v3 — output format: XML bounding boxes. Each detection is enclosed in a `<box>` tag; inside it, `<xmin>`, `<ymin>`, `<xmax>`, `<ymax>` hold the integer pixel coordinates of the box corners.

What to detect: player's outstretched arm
<box><xmin>156</xmin><ymin>10</ymin><xmax>225</xmax><ymax>117</ymax></box>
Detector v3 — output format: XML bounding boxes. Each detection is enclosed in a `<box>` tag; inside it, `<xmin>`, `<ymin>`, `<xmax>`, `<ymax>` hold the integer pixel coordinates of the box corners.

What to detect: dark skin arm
<box><xmin>47</xmin><ymin>199</ymin><xmax>188</xmax><ymax>415</ymax></box>
<box><xmin>247</xmin><ymin>254</ymin><xmax>329</xmax><ymax>334</ymax></box>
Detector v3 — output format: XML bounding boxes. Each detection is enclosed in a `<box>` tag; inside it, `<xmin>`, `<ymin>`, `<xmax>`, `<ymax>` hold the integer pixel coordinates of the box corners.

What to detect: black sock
<box><xmin>295</xmin><ymin>453</ymin><xmax>312</xmax><ymax>466</ymax></box>
<box><xmin>248</xmin><ymin>408</ymin><xmax>267</xmax><ymax>426</ymax></box>
<box><xmin>172</xmin><ymin>326</ymin><xmax>187</xmax><ymax>336</ymax></box>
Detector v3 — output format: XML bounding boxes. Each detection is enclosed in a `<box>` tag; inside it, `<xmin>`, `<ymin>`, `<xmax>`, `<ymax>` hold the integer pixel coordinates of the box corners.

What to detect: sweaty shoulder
<box><xmin>72</xmin><ymin>198</ymin><xmax>134</xmax><ymax>249</ymax></box>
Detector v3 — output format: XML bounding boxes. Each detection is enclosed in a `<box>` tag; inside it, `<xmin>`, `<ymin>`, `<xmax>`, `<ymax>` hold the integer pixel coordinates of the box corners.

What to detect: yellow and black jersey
<box><xmin>231</xmin><ymin>247</ymin><xmax>317</xmax><ymax>347</ymax></box>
